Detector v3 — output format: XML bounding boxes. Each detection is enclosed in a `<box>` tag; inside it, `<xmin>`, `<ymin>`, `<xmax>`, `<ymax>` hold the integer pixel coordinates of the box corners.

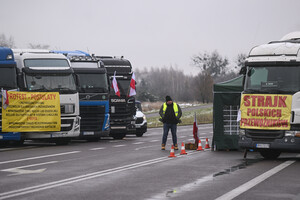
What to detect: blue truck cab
<box><xmin>52</xmin><ymin>50</ymin><xmax>110</xmax><ymax>140</ymax></box>
<box><xmin>0</xmin><ymin>47</ymin><xmax>21</xmax><ymax>143</ymax></box>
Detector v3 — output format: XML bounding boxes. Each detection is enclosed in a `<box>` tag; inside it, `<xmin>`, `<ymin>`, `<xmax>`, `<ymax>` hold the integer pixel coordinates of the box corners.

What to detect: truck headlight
<box><xmin>64</xmin><ymin>104</ymin><xmax>74</xmax><ymax>114</ymax></box>
<box><xmin>239</xmin><ymin>129</ymin><xmax>245</xmax><ymax>136</ymax></box>
<box><xmin>285</xmin><ymin>131</ymin><xmax>296</xmax><ymax>137</ymax></box>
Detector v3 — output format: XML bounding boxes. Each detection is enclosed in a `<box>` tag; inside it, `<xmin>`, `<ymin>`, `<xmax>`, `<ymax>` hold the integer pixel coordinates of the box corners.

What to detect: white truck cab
<box><xmin>239</xmin><ymin>32</ymin><xmax>300</xmax><ymax>159</ymax></box>
<box><xmin>13</xmin><ymin>49</ymin><xmax>80</xmax><ymax>144</ymax></box>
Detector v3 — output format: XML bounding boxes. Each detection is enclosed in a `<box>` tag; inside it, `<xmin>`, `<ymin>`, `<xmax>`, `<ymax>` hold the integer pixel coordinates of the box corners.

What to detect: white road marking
<box><xmin>0</xmin><ymin>151</ymin><xmax>201</xmax><ymax>200</ymax></box>
<box><xmin>90</xmin><ymin>147</ymin><xmax>106</xmax><ymax>151</ymax></box>
<box><xmin>3</xmin><ymin>168</ymin><xmax>47</xmax><ymax>176</ymax></box>
<box><xmin>113</xmin><ymin>145</ymin><xmax>126</xmax><ymax>148</ymax></box>
<box><xmin>149</xmin><ymin>140</ymin><xmax>159</xmax><ymax>143</ymax></box>
<box><xmin>215</xmin><ymin>160</ymin><xmax>296</xmax><ymax>200</ymax></box>
<box><xmin>2</xmin><ymin>161</ymin><xmax>58</xmax><ymax>171</ymax></box>
<box><xmin>132</xmin><ymin>142</ymin><xmax>145</xmax><ymax>145</ymax></box>
<box><xmin>0</xmin><ymin>151</ymin><xmax>80</xmax><ymax>165</ymax></box>
<box><xmin>2</xmin><ymin>161</ymin><xmax>58</xmax><ymax>176</ymax></box>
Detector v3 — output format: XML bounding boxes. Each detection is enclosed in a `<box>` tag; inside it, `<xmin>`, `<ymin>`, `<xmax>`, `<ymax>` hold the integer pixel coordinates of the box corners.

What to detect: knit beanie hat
<box><xmin>166</xmin><ymin>95</ymin><xmax>172</xmax><ymax>102</ymax></box>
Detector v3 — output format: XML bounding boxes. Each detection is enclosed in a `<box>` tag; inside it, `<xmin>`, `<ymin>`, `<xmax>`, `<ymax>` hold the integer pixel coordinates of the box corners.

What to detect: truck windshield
<box><xmin>245</xmin><ymin>65</ymin><xmax>300</xmax><ymax>94</ymax></box>
<box><xmin>110</xmin><ymin>79</ymin><xmax>131</xmax><ymax>96</ymax></box>
<box><xmin>0</xmin><ymin>68</ymin><xmax>17</xmax><ymax>89</ymax></box>
<box><xmin>25</xmin><ymin>74</ymin><xmax>77</xmax><ymax>93</ymax></box>
<box><xmin>24</xmin><ymin>59</ymin><xmax>70</xmax><ymax>68</ymax></box>
<box><xmin>77</xmin><ymin>73</ymin><xmax>108</xmax><ymax>93</ymax></box>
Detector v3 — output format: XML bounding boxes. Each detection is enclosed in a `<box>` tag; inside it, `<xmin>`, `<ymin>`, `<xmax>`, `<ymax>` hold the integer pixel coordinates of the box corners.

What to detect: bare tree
<box><xmin>192</xmin><ymin>50</ymin><xmax>229</xmax><ymax>79</ymax></box>
<box><xmin>0</xmin><ymin>33</ymin><xmax>15</xmax><ymax>48</ymax></box>
<box><xmin>28</xmin><ymin>43</ymin><xmax>50</xmax><ymax>49</ymax></box>
<box><xmin>235</xmin><ymin>53</ymin><xmax>247</xmax><ymax>70</ymax></box>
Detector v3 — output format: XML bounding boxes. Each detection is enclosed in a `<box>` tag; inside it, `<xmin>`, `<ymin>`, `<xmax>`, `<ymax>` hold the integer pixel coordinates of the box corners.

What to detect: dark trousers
<box><xmin>162</xmin><ymin>123</ymin><xmax>177</xmax><ymax>145</ymax></box>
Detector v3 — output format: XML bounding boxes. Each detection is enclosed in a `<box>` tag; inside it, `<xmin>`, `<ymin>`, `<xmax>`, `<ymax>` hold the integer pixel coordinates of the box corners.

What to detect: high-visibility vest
<box><xmin>160</xmin><ymin>102</ymin><xmax>180</xmax><ymax>119</ymax></box>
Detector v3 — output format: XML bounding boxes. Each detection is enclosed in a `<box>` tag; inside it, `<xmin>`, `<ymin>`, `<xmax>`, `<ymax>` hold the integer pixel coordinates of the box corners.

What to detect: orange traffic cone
<box><xmin>196</xmin><ymin>139</ymin><xmax>204</xmax><ymax>151</ymax></box>
<box><xmin>180</xmin><ymin>142</ymin><xmax>187</xmax><ymax>155</ymax></box>
<box><xmin>168</xmin><ymin>145</ymin><xmax>177</xmax><ymax>157</ymax></box>
<box><xmin>204</xmin><ymin>138</ymin><xmax>210</xmax><ymax>149</ymax></box>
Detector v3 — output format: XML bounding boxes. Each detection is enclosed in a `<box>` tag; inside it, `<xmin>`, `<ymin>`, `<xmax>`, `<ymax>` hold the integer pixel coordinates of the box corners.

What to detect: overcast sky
<box><xmin>1</xmin><ymin>0</ymin><xmax>300</xmax><ymax>75</ymax></box>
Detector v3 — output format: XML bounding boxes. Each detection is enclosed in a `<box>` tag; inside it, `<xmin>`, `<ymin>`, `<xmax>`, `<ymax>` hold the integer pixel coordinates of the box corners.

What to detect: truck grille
<box><xmin>246</xmin><ymin>129</ymin><xmax>284</xmax><ymax>139</ymax></box>
<box><xmin>61</xmin><ymin>119</ymin><xmax>74</xmax><ymax>131</ymax></box>
<box><xmin>110</xmin><ymin>102</ymin><xmax>135</xmax><ymax>119</ymax></box>
<box><xmin>80</xmin><ymin>105</ymin><xmax>105</xmax><ymax>131</ymax></box>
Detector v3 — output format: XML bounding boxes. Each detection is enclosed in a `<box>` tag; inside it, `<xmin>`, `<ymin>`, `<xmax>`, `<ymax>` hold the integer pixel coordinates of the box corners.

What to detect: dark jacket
<box><xmin>159</xmin><ymin>102</ymin><xmax>182</xmax><ymax>124</ymax></box>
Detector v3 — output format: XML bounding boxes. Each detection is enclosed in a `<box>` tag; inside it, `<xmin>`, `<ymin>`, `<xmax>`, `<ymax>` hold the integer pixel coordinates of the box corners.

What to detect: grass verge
<box><xmin>147</xmin><ymin>107</ymin><xmax>213</xmax><ymax>128</ymax></box>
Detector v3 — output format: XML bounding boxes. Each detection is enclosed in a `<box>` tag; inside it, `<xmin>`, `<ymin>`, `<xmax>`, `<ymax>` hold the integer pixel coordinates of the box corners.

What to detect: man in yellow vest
<box><xmin>159</xmin><ymin>95</ymin><xmax>182</xmax><ymax>150</ymax></box>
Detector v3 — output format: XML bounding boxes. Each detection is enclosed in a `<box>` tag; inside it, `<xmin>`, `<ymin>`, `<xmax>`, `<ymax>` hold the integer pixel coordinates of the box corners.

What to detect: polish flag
<box><xmin>128</xmin><ymin>72</ymin><xmax>136</xmax><ymax>97</ymax></box>
<box><xmin>1</xmin><ymin>88</ymin><xmax>9</xmax><ymax>109</ymax></box>
<box><xmin>112</xmin><ymin>71</ymin><xmax>120</xmax><ymax>97</ymax></box>
<box><xmin>193</xmin><ymin>113</ymin><xmax>199</xmax><ymax>146</ymax></box>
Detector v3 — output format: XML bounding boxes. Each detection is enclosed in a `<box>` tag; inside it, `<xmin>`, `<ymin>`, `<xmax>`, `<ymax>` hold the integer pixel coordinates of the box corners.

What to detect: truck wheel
<box><xmin>259</xmin><ymin>150</ymin><xmax>281</xmax><ymax>159</ymax></box>
<box><xmin>136</xmin><ymin>133</ymin><xmax>144</xmax><ymax>137</ymax></box>
<box><xmin>111</xmin><ymin>133</ymin><xmax>126</xmax><ymax>140</ymax></box>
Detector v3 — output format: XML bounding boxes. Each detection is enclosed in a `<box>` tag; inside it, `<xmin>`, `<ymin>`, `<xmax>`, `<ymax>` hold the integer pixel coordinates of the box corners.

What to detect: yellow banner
<box><xmin>240</xmin><ymin>94</ymin><xmax>292</xmax><ymax>130</ymax></box>
<box><xmin>2</xmin><ymin>91</ymin><xmax>61</xmax><ymax>132</ymax></box>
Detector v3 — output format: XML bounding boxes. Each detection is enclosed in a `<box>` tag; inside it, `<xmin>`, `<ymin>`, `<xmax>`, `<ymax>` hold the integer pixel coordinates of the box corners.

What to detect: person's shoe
<box><xmin>174</xmin><ymin>144</ymin><xmax>178</xmax><ymax>150</ymax></box>
<box><xmin>161</xmin><ymin>144</ymin><xmax>165</xmax><ymax>150</ymax></box>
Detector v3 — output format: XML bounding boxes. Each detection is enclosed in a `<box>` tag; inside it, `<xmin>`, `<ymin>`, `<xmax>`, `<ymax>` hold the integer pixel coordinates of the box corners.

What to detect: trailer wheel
<box><xmin>259</xmin><ymin>150</ymin><xmax>281</xmax><ymax>159</ymax></box>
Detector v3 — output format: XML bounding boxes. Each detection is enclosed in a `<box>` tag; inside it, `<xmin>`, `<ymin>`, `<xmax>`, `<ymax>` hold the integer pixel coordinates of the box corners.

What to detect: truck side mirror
<box><xmin>239</xmin><ymin>66</ymin><xmax>246</xmax><ymax>75</ymax></box>
<box><xmin>17</xmin><ymin>73</ymin><xmax>25</xmax><ymax>90</ymax></box>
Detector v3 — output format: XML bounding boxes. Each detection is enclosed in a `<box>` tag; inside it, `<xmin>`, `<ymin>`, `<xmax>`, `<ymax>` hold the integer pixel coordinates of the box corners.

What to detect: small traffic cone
<box><xmin>204</xmin><ymin>138</ymin><xmax>210</xmax><ymax>149</ymax></box>
<box><xmin>180</xmin><ymin>142</ymin><xmax>187</xmax><ymax>155</ymax></box>
<box><xmin>196</xmin><ymin>139</ymin><xmax>204</xmax><ymax>151</ymax></box>
<box><xmin>168</xmin><ymin>145</ymin><xmax>177</xmax><ymax>157</ymax></box>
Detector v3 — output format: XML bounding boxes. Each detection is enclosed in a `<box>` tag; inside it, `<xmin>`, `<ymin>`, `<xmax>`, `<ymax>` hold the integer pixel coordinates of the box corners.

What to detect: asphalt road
<box><xmin>0</xmin><ymin>125</ymin><xmax>300</xmax><ymax>200</ymax></box>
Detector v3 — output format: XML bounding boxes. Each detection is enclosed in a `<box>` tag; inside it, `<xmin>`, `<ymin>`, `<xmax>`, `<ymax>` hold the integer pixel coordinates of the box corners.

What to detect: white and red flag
<box><xmin>128</xmin><ymin>72</ymin><xmax>136</xmax><ymax>97</ymax></box>
<box><xmin>193</xmin><ymin>112</ymin><xmax>199</xmax><ymax>146</ymax></box>
<box><xmin>1</xmin><ymin>88</ymin><xmax>9</xmax><ymax>109</ymax></box>
<box><xmin>112</xmin><ymin>71</ymin><xmax>121</xmax><ymax>97</ymax></box>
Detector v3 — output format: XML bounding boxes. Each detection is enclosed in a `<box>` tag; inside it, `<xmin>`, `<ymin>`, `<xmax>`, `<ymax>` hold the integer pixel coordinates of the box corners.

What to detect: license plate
<box><xmin>83</xmin><ymin>131</ymin><xmax>94</xmax><ymax>136</ymax></box>
<box><xmin>256</xmin><ymin>143</ymin><xmax>270</xmax><ymax>148</ymax></box>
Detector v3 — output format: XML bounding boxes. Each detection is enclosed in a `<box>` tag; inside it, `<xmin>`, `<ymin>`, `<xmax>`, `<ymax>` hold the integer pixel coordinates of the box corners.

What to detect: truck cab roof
<box><xmin>97</xmin><ymin>56</ymin><xmax>132</xmax><ymax>75</ymax></box>
<box><xmin>13</xmin><ymin>51</ymin><xmax>71</xmax><ymax>70</ymax></box>
<box><xmin>247</xmin><ymin>33</ymin><xmax>300</xmax><ymax>63</ymax></box>
<box><xmin>0</xmin><ymin>47</ymin><xmax>15</xmax><ymax>65</ymax></box>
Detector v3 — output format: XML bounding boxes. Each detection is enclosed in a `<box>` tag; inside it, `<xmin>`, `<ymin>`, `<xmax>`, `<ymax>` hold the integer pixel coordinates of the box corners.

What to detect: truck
<box><xmin>13</xmin><ymin>49</ymin><xmax>80</xmax><ymax>145</ymax></box>
<box><xmin>52</xmin><ymin>50</ymin><xmax>110</xmax><ymax>140</ymax></box>
<box><xmin>238</xmin><ymin>32</ymin><xmax>300</xmax><ymax>159</ymax></box>
<box><xmin>0</xmin><ymin>47</ymin><xmax>22</xmax><ymax>145</ymax></box>
<box><xmin>97</xmin><ymin>56</ymin><xmax>136</xmax><ymax>139</ymax></box>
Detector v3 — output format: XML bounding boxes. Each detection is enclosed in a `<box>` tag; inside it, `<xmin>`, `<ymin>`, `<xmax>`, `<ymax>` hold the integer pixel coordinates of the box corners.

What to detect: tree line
<box><xmin>135</xmin><ymin>51</ymin><xmax>246</xmax><ymax>103</ymax></box>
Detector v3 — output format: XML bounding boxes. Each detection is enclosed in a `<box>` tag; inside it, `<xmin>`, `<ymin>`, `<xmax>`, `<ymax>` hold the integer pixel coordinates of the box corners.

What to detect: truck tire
<box><xmin>136</xmin><ymin>132</ymin><xmax>144</xmax><ymax>137</ymax></box>
<box><xmin>111</xmin><ymin>133</ymin><xmax>126</xmax><ymax>140</ymax></box>
<box><xmin>259</xmin><ymin>150</ymin><xmax>281</xmax><ymax>159</ymax></box>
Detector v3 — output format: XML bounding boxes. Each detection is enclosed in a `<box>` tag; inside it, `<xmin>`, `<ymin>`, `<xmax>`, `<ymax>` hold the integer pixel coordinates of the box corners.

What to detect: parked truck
<box><xmin>13</xmin><ymin>49</ymin><xmax>80</xmax><ymax>145</ymax></box>
<box><xmin>239</xmin><ymin>32</ymin><xmax>300</xmax><ymax>159</ymax></box>
<box><xmin>97</xmin><ymin>56</ymin><xmax>136</xmax><ymax>139</ymax></box>
<box><xmin>0</xmin><ymin>47</ymin><xmax>22</xmax><ymax>145</ymax></box>
<box><xmin>53</xmin><ymin>50</ymin><xmax>110</xmax><ymax>140</ymax></box>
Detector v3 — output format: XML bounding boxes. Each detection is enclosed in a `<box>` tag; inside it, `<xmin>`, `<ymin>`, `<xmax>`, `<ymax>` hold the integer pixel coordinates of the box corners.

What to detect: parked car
<box><xmin>135</xmin><ymin>101</ymin><xmax>147</xmax><ymax>137</ymax></box>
